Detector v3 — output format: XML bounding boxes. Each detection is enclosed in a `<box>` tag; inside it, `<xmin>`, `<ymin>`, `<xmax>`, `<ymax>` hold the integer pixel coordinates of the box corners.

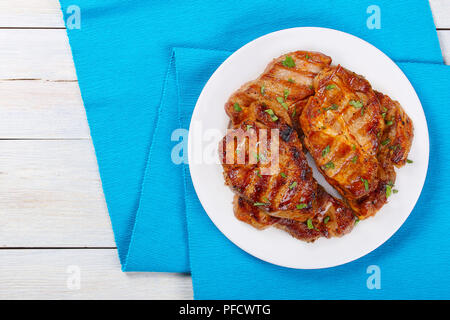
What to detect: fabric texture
<box><xmin>174</xmin><ymin>49</ymin><xmax>450</xmax><ymax>299</ymax></box>
<box><xmin>58</xmin><ymin>0</ymin><xmax>449</xmax><ymax>298</ymax></box>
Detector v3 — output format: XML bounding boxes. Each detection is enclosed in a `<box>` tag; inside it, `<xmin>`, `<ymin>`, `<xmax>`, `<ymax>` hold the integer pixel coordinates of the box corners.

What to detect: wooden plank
<box><xmin>0</xmin><ymin>29</ymin><xmax>76</xmax><ymax>81</ymax></box>
<box><xmin>438</xmin><ymin>30</ymin><xmax>450</xmax><ymax>64</ymax></box>
<box><xmin>0</xmin><ymin>0</ymin><xmax>64</xmax><ymax>28</ymax></box>
<box><xmin>0</xmin><ymin>80</ymin><xmax>89</xmax><ymax>139</ymax></box>
<box><xmin>0</xmin><ymin>140</ymin><xmax>115</xmax><ymax>247</ymax></box>
<box><xmin>0</xmin><ymin>249</ymin><xmax>193</xmax><ymax>299</ymax></box>
<box><xmin>430</xmin><ymin>0</ymin><xmax>450</xmax><ymax>29</ymax></box>
<box><xmin>0</xmin><ymin>0</ymin><xmax>448</xmax><ymax>29</ymax></box>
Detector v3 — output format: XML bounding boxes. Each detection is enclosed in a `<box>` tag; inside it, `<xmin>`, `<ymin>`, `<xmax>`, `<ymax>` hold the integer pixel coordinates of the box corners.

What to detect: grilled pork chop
<box><xmin>299</xmin><ymin>66</ymin><xmax>384</xmax><ymax>201</ymax></box>
<box><xmin>299</xmin><ymin>66</ymin><xmax>414</xmax><ymax>219</ymax></box>
<box><xmin>221</xmin><ymin>118</ymin><xmax>318</xmax><ymax>222</ymax></box>
<box><xmin>220</xmin><ymin>51</ymin><xmax>356</xmax><ymax>239</ymax></box>
<box><xmin>347</xmin><ymin>92</ymin><xmax>414</xmax><ymax>218</ymax></box>
<box><xmin>225</xmin><ymin>51</ymin><xmax>332</xmax><ymax>128</ymax></box>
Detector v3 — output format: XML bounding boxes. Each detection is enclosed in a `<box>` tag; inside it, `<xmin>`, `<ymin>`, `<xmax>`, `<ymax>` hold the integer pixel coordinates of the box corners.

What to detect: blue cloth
<box><xmin>58</xmin><ymin>0</ymin><xmax>449</xmax><ymax>298</ymax></box>
<box><xmin>173</xmin><ymin>48</ymin><xmax>450</xmax><ymax>299</ymax></box>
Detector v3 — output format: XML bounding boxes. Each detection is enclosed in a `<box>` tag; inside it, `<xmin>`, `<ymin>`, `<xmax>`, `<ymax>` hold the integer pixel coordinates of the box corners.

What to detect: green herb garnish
<box><xmin>282</xmin><ymin>56</ymin><xmax>295</xmax><ymax>68</ymax></box>
<box><xmin>386</xmin><ymin>184</ymin><xmax>392</xmax><ymax>198</ymax></box>
<box><xmin>276</xmin><ymin>96</ymin><xmax>289</xmax><ymax>110</ymax></box>
<box><xmin>284</xmin><ymin>89</ymin><xmax>290</xmax><ymax>100</ymax></box>
<box><xmin>280</xmin><ymin>172</ymin><xmax>287</xmax><ymax>178</ymax></box>
<box><xmin>323</xmin><ymin>104</ymin><xmax>339</xmax><ymax>112</ymax></box>
<box><xmin>323</xmin><ymin>161</ymin><xmax>335</xmax><ymax>169</ymax></box>
<box><xmin>326</xmin><ymin>84</ymin><xmax>336</xmax><ymax>90</ymax></box>
<box><xmin>361</xmin><ymin>178</ymin><xmax>369</xmax><ymax>191</ymax></box>
<box><xmin>233</xmin><ymin>102</ymin><xmax>242</xmax><ymax>112</ymax></box>
<box><xmin>261</xmin><ymin>85</ymin><xmax>265</xmax><ymax>96</ymax></box>
<box><xmin>385</xmin><ymin>120</ymin><xmax>393</xmax><ymax>126</ymax></box>
<box><xmin>349</xmin><ymin>100</ymin><xmax>363</xmax><ymax>109</ymax></box>
<box><xmin>297</xmin><ymin>203</ymin><xmax>307</xmax><ymax>210</ymax></box>
<box><xmin>289</xmin><ymin>181</ymin><xmax>297</xmax><ymax>190</ymax></box>
<box><xmin>324</xmin><ymin>216</ymin><xmax>330</xmax><ymax>224</ymax></box>
<box><xmin>407</xmin><ymin>159</ymin><xmax>413</xmax><ymax>163</ymax></box>
<box><xmin>322</xmin><ymin>145</ymin><xmax>330</xmax><ymax>157</ymax></box>
<box><xmin>253</xmin><ymin>202</ymin><xmax>267</xmax><ymax>206</ymax></box>
<box><xmin>352</xmin><ymin>155</ymin><xmax>358</xmax><ymax>163</ymax></box>
<box><xmin>264</xmin><ymin>109</ymin><xmax>278</xmax><ymax>121</ymax></box>
<box><xmin>381</xmin><ymin>138</ymin><xmax>391</xmax><ymax>146</ymax></box>
<box><xmin>288</xmin><ymin>78</ymin><xmax>295</xmax><ymax>83</ymax></box>
<box><xmin>307</xmin><ymin>218</ymin><xmax>314</xmax><ymax>229</ymax></box>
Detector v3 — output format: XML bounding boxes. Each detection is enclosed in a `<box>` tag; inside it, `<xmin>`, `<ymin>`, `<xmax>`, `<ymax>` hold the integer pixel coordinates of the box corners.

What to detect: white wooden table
<box><xmin>0</xmin><ymin>0</ymin><xmax>448</xmax><ymax>299</ymax></box>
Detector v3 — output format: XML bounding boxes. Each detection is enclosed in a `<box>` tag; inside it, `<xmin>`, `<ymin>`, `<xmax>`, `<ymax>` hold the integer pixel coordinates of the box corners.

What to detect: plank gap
<box><xmin>0</xmin><ymin>138</ymin><xmax>90</xmax><ymax>141</ymax></box>
<box><xmin>0</xmin><ymin>27</ymin><xmax>66</xmax><ymax>30</ymax></box>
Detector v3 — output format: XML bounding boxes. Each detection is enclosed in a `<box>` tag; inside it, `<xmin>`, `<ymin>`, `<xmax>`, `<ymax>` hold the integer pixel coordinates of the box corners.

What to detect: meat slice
<box><xmin>375</xmin><ymin>91</ymin><xmax>414</xmax><ymax>168</ymax></box>
<box><xmin>234</xmin><ymin>186</ymin><xmax>355</xmax><ymax>242</ymax></box>
<box><xmin>220</xmin><ymin>118</ymin><xmax>318</xmax><ymax>222</ymax></box>
<box><xmin>347</xmin><ymin>92</ymin><xmax>414</xmax><ymax>218</ymax></box>
<box><xmin>299</xmin><ymin>65</ymin><xmax>384</xmax><ymax>201</ymax></box>
<box><xmin>220</xmin><ymin>51</ymin><xmax>356</xmax><ymax>238</ymax></box>
<box><xmin>225</xmin><ymin>51</ymin><xmax>332</xmax><ymax>127</ymax></box>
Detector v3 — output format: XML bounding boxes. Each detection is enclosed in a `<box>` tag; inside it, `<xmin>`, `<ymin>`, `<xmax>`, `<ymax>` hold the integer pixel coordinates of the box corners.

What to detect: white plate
<box><xmin>188</xmin><ymin>27</ymin><xmax>429</xmax><ymax>269</ymax></box>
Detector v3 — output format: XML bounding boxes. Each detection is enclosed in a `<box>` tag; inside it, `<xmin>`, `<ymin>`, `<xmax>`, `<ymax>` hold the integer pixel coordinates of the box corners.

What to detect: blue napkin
<box><xmin>59</xmin><ymin>0</ymin><xmax>448</xmax><ymax>298</ymax></box>
<box><xmin>173</xmin><ymin>48</ymin><xmax>450</xmax><ymax>299</ymax></box>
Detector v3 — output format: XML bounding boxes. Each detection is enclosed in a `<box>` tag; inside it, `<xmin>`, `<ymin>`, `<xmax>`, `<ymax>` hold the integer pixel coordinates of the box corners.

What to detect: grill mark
<box><xmin>268</xmin><ymin>175</ymin><xmax>286</xmax><ymax>209</ymax></box>
<box><xmin>253</xmin><ymin>173</ymin><xmax>270</xmax><ymax>203</ymax></box>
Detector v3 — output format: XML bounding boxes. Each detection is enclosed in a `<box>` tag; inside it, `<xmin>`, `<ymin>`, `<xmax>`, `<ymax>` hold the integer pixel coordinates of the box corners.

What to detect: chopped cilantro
<box><xmin>323</xmin><ymin>104</ymin><xmax>339</xmax><ymax>112</ymax></box>
<box><xmin>307</xmin><ymin>218</ymin><xmax>314</xmax><ymax>229</ymax></box>
<box><xmin>264</xmin><ymin>109</ymin><xmax>278</xmax><ymax>121</ymax></box>
<box><xmin>282</xmin><ymin>56</ymin><xmax>295</xmax><ymax>68</ymax></box>
<box><xmin>323</xmin><ymin>161</ymin><xmax>335</xmax><ymax>169</ymax></box>
<box><xmin>361</xmin><ymin>178</ymin><xmax>369</xmax><ymax>191</ymax></box>
<box><xmin>349</xmin><ymin>100</ymin><xmax>363</xmax><ymax>109</ymax></box>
